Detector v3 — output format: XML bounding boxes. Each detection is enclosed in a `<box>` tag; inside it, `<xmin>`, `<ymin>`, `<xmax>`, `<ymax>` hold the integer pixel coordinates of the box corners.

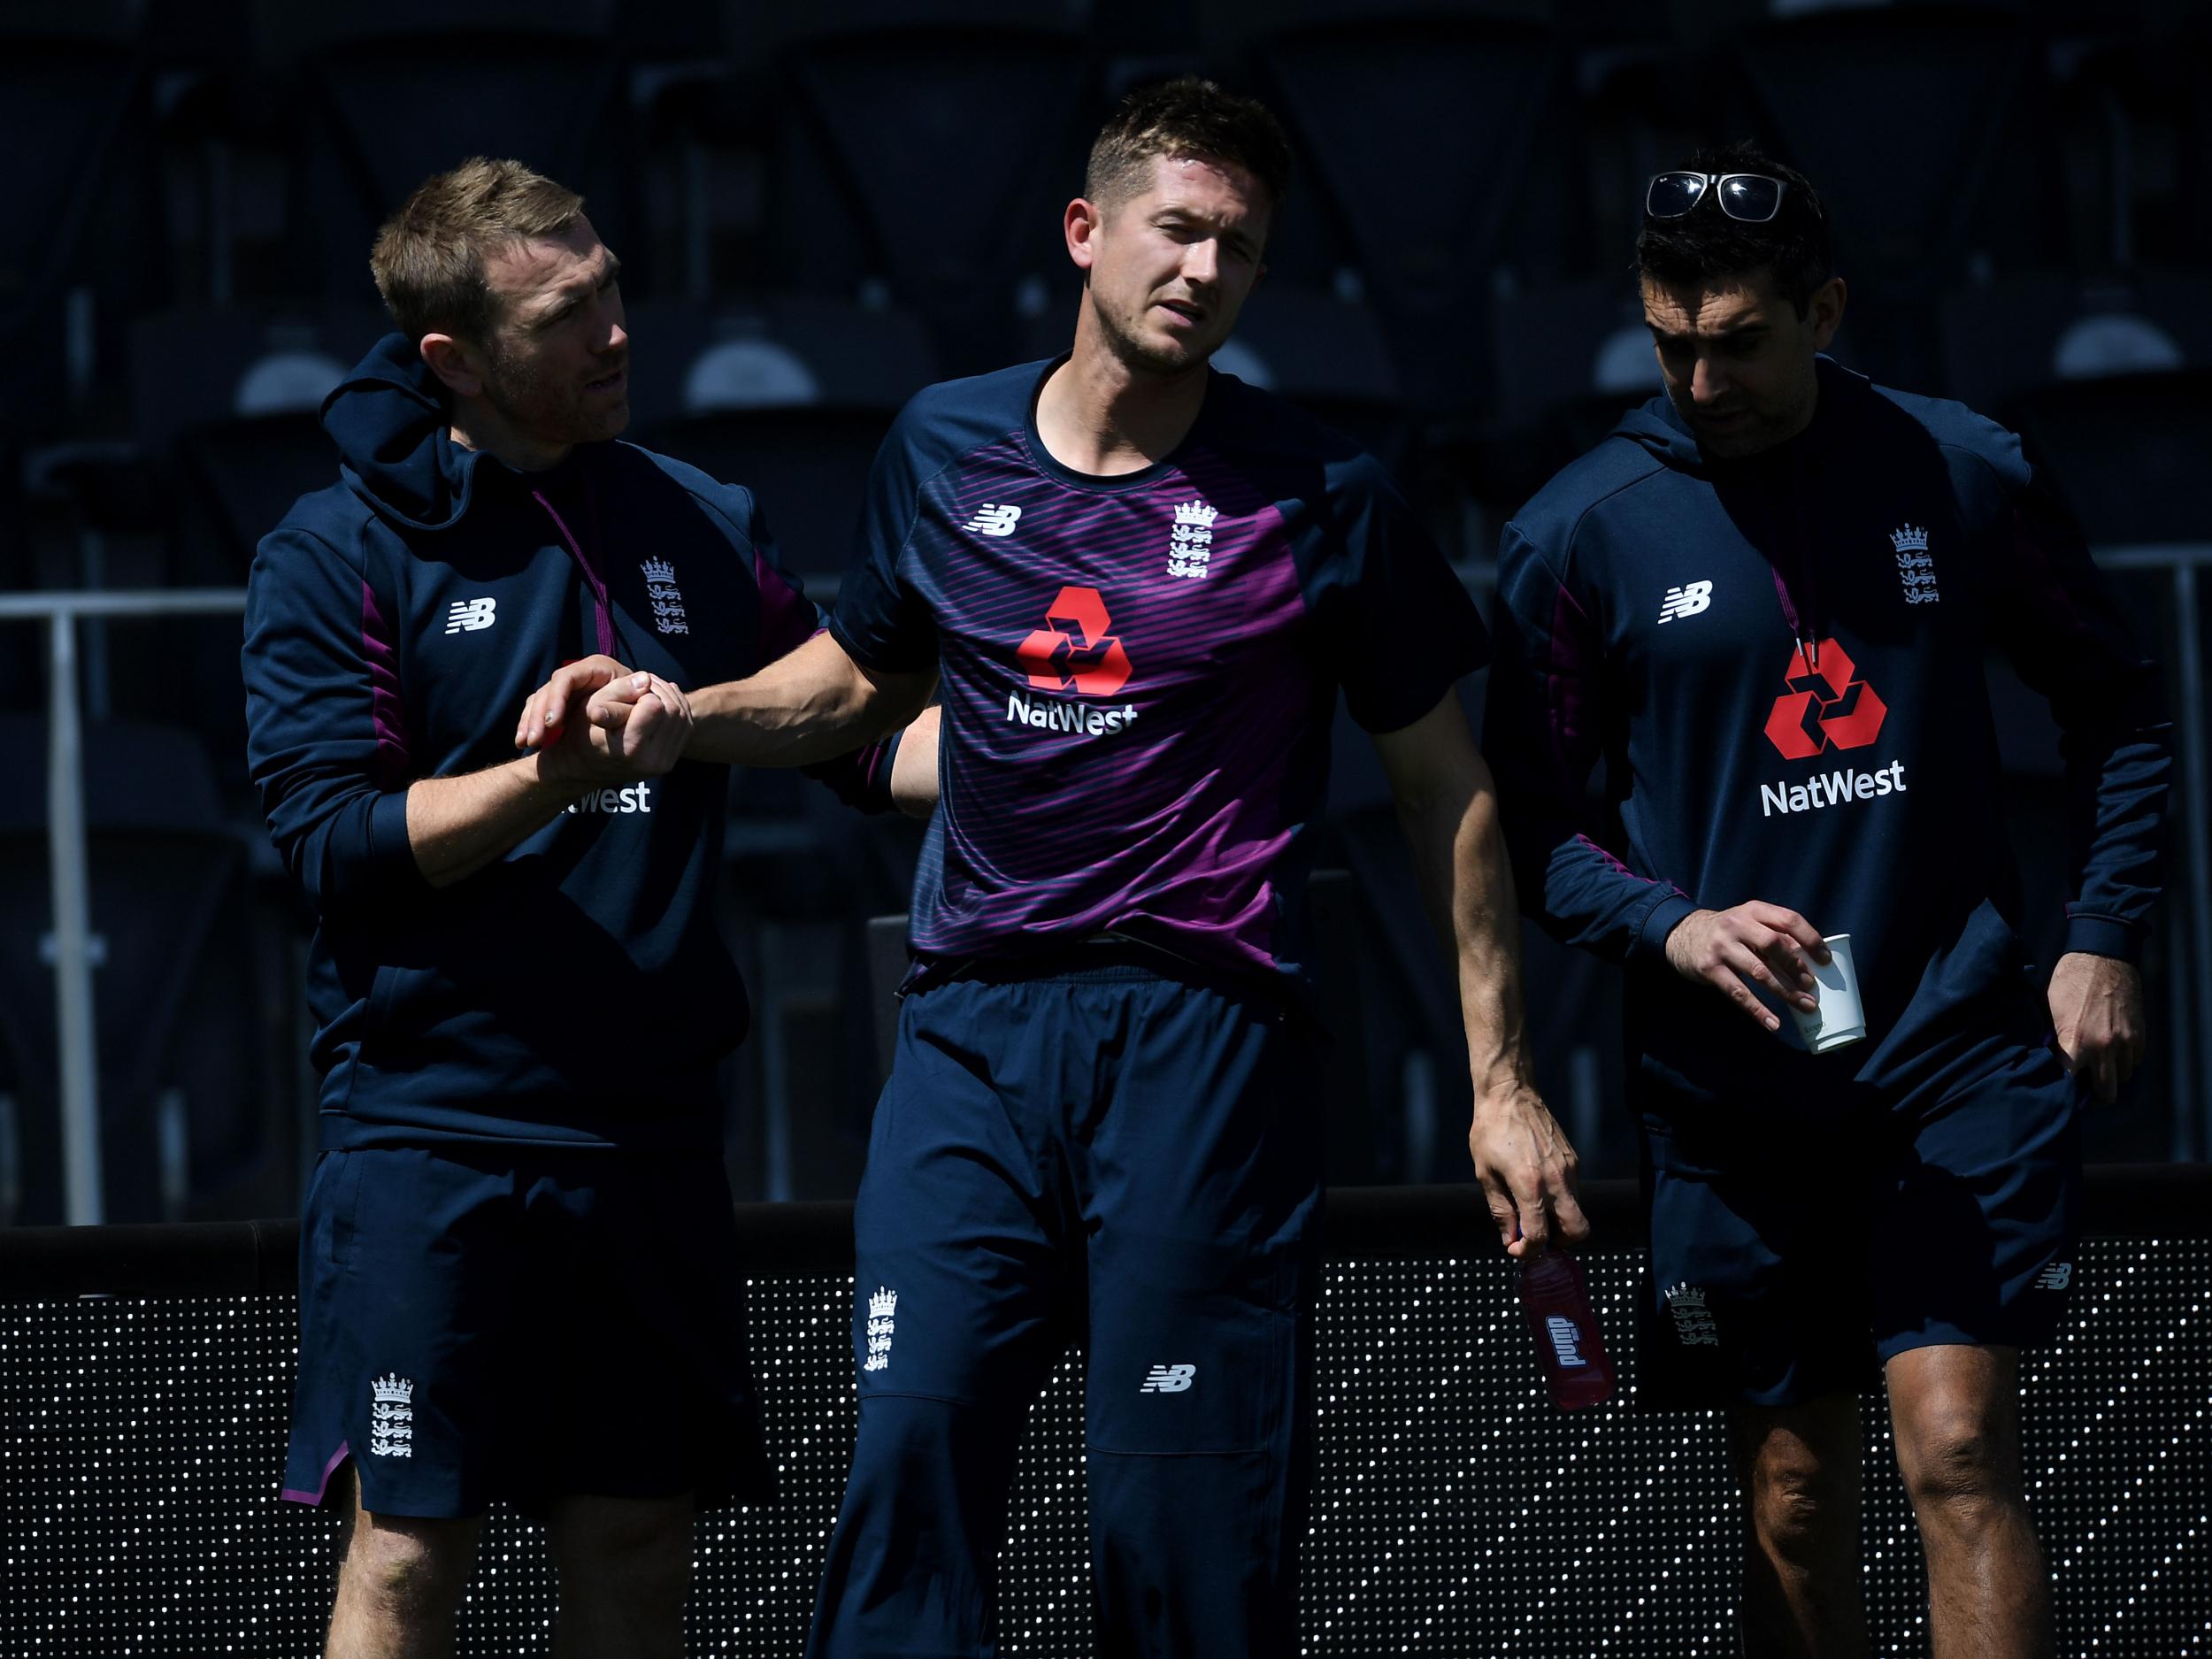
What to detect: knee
<box><xmin>1747</xmin><ymin>1441</ymin><xmax>1857</xmax><ymax>1562</ymax></box>
<box><xmin>1897</xmin><ymin>1400</ymin><xmax>2017</xmax><ymax>1519</ymax></box>
<box><xmin>342</xmin><ymin>1516</ymin><xmax>478</xmax><ymax>1625</ymax></box>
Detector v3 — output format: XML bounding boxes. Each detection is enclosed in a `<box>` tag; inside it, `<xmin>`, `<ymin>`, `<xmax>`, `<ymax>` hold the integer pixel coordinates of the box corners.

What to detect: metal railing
<box><xmin>0</xmin><ymin>589</ymin><xmax>248</xmax><ymax>1225</ymax></box>
<box><xmin>6</xmin><ymin>548</ymin><xmax>2208</xmax><ymax>1225</ymax></box>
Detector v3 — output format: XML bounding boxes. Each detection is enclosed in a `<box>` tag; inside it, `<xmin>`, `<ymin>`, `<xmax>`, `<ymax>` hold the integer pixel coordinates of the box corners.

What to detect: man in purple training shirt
<box><xmin>522</xmin><ymin>80</ymin><xmax>1583</xmax><ymax>1656</ymax></box>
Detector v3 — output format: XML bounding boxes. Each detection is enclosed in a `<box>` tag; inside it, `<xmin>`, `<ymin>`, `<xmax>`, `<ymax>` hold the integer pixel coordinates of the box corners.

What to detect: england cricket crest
<box><xmin>863</xmin><ymin>1286</ymin><xmax>896</xmax><ymax>1374</ymax></box>
<box><xmin>641</xmin><ymin>557</ymin><xmax>690</xmax><ymax>635</ymax></box>
<box><xmin>1891</xmin><ymin>525</ymin><xmax>1939</xmax><ymax>605</ymax></box>
<box><xmin>1165</xmin><ymin>499</ymin><xmax>1218</xmax><ymax>580</ymax></box>
<box><xmin>369</xmin><ymin>1373</ymin><xmax>415</xmax><ymax>1457</ymax></box>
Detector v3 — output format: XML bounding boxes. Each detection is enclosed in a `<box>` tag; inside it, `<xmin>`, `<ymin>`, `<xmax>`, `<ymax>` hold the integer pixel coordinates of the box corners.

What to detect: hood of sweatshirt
<box><xmin>1609</xmin><ymin>355</ymin><xmax>1873</xmax><ymax>663</ymax></box>
<box><xmin>320</xmin><ymin>331</ymin><xmax>494</xmax><ymax>534</ymax></box>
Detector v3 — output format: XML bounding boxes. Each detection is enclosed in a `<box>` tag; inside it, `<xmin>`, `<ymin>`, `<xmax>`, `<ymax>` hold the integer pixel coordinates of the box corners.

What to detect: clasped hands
<box><xmin>512</xmin><ymin>654</ymin><xmax>684</xmax><ymax>785</ymax></box>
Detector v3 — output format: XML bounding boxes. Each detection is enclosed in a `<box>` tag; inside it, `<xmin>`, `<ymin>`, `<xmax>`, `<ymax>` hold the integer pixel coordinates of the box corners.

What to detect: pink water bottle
<box><xmin>1517</xmin><ymin>1249</ymin><xmax>1616</xmax><ymax>1410</ymax></box>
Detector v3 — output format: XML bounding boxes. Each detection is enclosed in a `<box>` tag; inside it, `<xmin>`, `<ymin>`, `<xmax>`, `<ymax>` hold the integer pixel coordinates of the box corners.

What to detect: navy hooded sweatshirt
<box><xmin>244</xmin><ymin>333</ymin><xmax>896</xmax><ymax>1151</ymax></box>
<box><xmin>1484</xmin><ymin>357</ymin><xmax>2170</xmax><ymax>1114</ymax></box>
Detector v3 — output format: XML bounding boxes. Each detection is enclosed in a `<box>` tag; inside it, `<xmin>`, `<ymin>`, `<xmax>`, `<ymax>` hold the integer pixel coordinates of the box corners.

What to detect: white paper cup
<box><xmin>1788</xmin><ymin>933</ymin><xmax>1865</xmax><ymax>1054</ymax></box>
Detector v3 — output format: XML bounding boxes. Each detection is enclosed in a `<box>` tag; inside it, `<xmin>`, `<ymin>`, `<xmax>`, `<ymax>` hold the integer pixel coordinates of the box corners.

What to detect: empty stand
<box><xmin>1723</xmin><ymin>4</ymin><xmax>2070</xmax><ymax>387</ymax></box>
<box><xmin>754</xmin><ymin>5</ymin><xmax>1096</xmax><ymax>374</ymax></box>
<box><xmin>0</xmin><ymin>715</ymin><xmax>286</xmax><ymax>1225</ymax></box>
<box><xmin>0</xmin><ymin>6</ymin><xmax>161</xmax><ymax>438</ymax></box>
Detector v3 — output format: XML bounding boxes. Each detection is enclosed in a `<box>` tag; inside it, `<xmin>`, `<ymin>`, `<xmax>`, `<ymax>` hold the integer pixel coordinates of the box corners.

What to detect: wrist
<box><xmin>1471</xmin><ymin>1064</ymin><xmax>1538</xmax><ymax>1110</ymax></box>
<box><xmin>1640</xmin><ymin>894</ymin><xmax>1703</xmax><ymax>971</ymax></box>
<box><xmin>524</xmin><ymin>747</ymin><xmax>596</xmax><ymax>801</ymax></box>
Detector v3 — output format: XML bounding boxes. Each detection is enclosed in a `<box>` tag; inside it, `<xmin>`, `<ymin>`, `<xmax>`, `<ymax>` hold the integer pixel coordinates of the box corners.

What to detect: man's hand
<box><xmin>1663</xmin><ymin>902</ymin><xmax>1829</xmax><ymax>1033</ymax></box>
<box><xmin>1470</xmin><ymin>1081</ymin><xmax>1591</xmax><ymax>1259</ymax></box>
<box><xmin>516</xmin><ymin>657</ymin><xmax>695</xmax><ymax>787</ymax></box>
<box><xmin>2047</xmin><ymin>952</ymin><xmax>2146</xmax><ymax>1106</ymax></box>
<box><xmin>513</xmin><ymin>655</ymin><xmax>631</xmax><ymax>753</ymax></box>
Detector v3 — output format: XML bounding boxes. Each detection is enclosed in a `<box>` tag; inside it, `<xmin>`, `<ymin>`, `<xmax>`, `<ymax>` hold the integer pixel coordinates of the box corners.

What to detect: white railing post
<box><xmin>47</xmin><ymin>608</ymin><xmax>103</xmax><ymax>1226</ymax></box>
<box><xmin>0</xmin><ymin>589</ymin><xmax>251</xmax><ymax>1227</ymax></box>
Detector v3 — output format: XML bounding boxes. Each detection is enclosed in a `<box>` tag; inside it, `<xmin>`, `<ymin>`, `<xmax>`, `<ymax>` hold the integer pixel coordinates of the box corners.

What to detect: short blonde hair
<box><xmin>1085</xmin><ymin>78</ymin><xmax>1291</xmax><ymax>217</ymax></box>
<box><xmin>369</xmin><ymin>157</ymin><xmax>584</xmax><ymax>344</ymax></box>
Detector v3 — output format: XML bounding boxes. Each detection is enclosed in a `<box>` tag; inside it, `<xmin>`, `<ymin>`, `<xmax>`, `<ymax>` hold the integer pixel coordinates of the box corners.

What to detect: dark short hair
<box><xmin>1086</xmin><ymin>76</ymin><xmax>1292</xmax><ymax>219</ymax></box>
<box><xmin>1636</xmin><ymin>140</ymin><xmax>1833</xmax><ymax>318</ymax></box>
<box><xmin>370</xmin><ymin>157</ymin><xmax>585</xmax><ymax>345</ymax></box>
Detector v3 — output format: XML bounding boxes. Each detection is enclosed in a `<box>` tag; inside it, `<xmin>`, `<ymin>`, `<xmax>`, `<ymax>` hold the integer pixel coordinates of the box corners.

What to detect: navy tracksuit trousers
<box><xmin>806</xmin><ymin>962</ymin><xmax>1324</xmax><ymax>1658</ymax></box>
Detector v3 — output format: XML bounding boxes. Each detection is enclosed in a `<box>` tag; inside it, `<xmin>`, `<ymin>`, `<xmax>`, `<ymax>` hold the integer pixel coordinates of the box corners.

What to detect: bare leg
<box><xmin>324</xmin><ymin>1464</ymin><xmax>483</xmax><ymax>1659</ymax></box>
<box><xmin>1727</xmin><ymin>1393</ymin><xmax>1870</xmax><ymax>1658</ymax></box>
<box><xmin>546</xmin><ymin>1492</ymin><xmax>695</xmax><ymax>1659</ymax></box>
<box><xmin>1886</xmin><ymin>1345</ymin><xmax>2050</xmax><ymax>1659</ymax></box>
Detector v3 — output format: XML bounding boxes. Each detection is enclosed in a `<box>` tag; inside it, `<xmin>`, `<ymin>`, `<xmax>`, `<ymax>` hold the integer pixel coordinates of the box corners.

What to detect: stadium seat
<box><xmin>749</xmin><ymin>4</ymin><xmax>1095</xmax><ymax>374</ymax></box>
<box><xmin>1233</xmin><ymin>4</ymin><xmax>1586</xmax><ymax>415</ymax></box>
<box><xmin>1721</xmin><ymin>4</ymin><xmax>2070</xmax><ymax>388</ymax></box>
<box><xmin>0</xmin><ymin>715</ymin><xmax>286</xmax><ymax>1225</ymax></box>
<box><xmin>1939</xmin><ymin>268</ymin><xmax>2212</xmax><ymax>417</ymax></box>
<box><xmin>251</xmin><ymin>0</ymin><xmax>633</xmax><ymax>308</ymax></box>
<box><xmin>626</xmin><ymin>296</ymin><xmax>936</xmax><ymax>584</ymax></box>
<box><xmin>2008</xmin><ymin>369</ymin><xmax>2212</xmax><ymax>546</ymax></box>
<box><xmin>0</xmin><ymin>7</ymin><xmax>161</xmax><ymax>438</ymax></box>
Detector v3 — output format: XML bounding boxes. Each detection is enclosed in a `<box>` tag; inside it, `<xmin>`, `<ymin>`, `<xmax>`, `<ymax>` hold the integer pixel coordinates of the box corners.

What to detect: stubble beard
<box><xmin>484</xmin><ymin>338</ymin><xmax>628</xmax><ymax>449</ymax></box>
<box><xmin>1092</xmin><ymin>287</ymin><xmax>1214</xmax><ymax>380</ymax></box>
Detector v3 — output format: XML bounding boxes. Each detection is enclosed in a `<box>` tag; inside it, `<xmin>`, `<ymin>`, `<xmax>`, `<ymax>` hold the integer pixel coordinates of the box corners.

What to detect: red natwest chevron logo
<box><xmin>1016</xmin><ymin>586</ymin><xmax>1133</xmax><ymax>696</ymax></box>
<box><xmin>1763</xmin><ymin>638</ymin><xmax>1887</xmax><ymax>760</ymax></box>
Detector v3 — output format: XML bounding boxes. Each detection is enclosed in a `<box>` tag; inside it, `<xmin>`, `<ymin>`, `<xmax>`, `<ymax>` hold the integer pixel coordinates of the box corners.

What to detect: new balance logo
<box><xmin>1141</xmin><ymin>1363</ymin><xmax>1195</xmax><ymax>1394</ymax></box>
<box><xmin>1657</xmin><ymin>580</ymin><xmax>1713</xmax><ymax>624</ymax></box>
<box><xmin>964</xmin><ymin>503</ymin><xmax>1022</xmax><ymax>538</ymax></box>
<box><xmin>444</xmin><ymin>597</ymin><xmax>497</xmax><ymax>634</ymax></box>
<box><xmin>2035</xmin><ymin>1262</ymin><xmax>2073</xmax><ymax>1291</ymax></box>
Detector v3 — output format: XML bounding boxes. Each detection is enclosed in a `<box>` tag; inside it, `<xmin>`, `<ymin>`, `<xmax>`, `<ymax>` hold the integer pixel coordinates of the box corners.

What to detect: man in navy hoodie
<box><xmin>1484</xmin><ymin>142</ymin><xmax>2170</xmax><ymax>1656</ymax></box>
<box><xmin>243</xmin><ymin>157</ymin><xmax>918</xmax><ymax>1659</ymax></box>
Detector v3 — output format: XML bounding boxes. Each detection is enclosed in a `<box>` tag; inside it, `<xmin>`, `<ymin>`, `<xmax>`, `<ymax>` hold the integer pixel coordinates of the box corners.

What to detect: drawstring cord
<box><xmin>534</xmin><ymin>470</ymin><xmax>620</xmax><ymax>660</ymax></box>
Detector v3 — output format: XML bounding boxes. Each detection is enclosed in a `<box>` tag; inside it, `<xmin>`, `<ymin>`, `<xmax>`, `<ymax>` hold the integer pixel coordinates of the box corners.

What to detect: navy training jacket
<box><xmin>1485</xmin><ymin>357</ymin><xmax>2170</xmax><ymax>1113</ymax></box>
<box><xmin>244</xmin><ymin>333</ymin><xmax>896</xmax><ymax>1151</ymax></box>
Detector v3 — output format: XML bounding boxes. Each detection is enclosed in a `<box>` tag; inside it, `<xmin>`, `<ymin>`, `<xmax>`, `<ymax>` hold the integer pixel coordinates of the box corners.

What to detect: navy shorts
<box><xmin>1637</xmin><ymin>1041</ymin><xmax>2083</xmax><ymax>1409</ymax></box>
<box><xmin>808</xmin><ymin>961</ymin><xmax>1325</xmax><ymax>1658</ymax></box>
<box><xmin>282</xmin><ymin>1144</ymin><xmax>774</xmax><ymax>1518</ymax></box>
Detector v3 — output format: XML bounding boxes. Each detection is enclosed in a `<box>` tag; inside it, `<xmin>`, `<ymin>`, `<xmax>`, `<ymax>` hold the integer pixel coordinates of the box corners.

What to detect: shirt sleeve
<box><xmin>1310</xmin><ymin>449</ymin><xmax>1489</xmax><ymax>732</ymax></box>
<box><xmin>1982</xmin><ymin>462</ymin><xmax>2171</xmax><ymax>963</ymax></box>
<box><xmin>1482</xmin><ymin>520</ymin><xmax>1697</xmax><ymax>966</ymax></box>
<box><xmin>242</xmin><ymin>525</ymin><xmax>430</xmax><ymax>918</ymax></box>
<box><xmin>828</xmin><ymin>405</ymin><xmax>941</xmax><ymax>676</ymax></box>
<box><xmin>740</xmin><ymin>491</ymin><xmax>904</xmax><ymax>816</ymax></box>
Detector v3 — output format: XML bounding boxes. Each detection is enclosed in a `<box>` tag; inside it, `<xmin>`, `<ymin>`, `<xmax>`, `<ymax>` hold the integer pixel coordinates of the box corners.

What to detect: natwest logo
<box><xmin>1763</xmin><ymin>638</ymin><xmax>1886</xmax><ymax>760</ymax></box>
<box><xmin>1016</xmin><ymin>585</ymin><xmax>1133</xmax><ymax>696</ymax></box>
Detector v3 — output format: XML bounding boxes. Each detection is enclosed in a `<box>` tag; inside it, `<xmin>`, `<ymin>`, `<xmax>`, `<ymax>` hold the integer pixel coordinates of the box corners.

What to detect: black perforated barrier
<box><xmin>4</xmin><ymin>1173</ymin><xmax>2208</xmax><ymax>1655</ymax></box>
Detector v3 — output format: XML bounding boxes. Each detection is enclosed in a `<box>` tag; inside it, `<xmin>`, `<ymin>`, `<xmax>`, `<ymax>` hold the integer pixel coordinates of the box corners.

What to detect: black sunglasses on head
<box><xmin>1645</xmin><ymin>171</ymin><xmax>1788</xmax><ymax>224</ymax></box>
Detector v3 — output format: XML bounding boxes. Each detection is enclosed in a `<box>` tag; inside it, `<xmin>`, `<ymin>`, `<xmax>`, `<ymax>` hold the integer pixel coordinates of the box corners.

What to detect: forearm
<box><xmin>889</xmin><ymin>705</ymin><xmax>941</xmax><ymax>816</ymax></box>
<box><xmin>686</xmin><ymin>633</ymin><xmax>930</xmax><ymax>767</ymax></box>
<box><xmin>1395</xmin><ymin>755</ymin><xmax>1538</xmax><ymax>1101</ymax></box>
<box><xmin>405</xmin><ymin>754</ymin><xmax>583</xmax><ymax>888</ymax></box>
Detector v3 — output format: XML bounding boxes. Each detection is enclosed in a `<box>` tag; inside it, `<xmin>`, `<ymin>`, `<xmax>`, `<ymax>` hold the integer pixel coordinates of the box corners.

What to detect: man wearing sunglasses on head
<box><xmin>1483</xmin><ymin>140</ymin><xmax>2170</xmax><ymax>1657</ymax></box>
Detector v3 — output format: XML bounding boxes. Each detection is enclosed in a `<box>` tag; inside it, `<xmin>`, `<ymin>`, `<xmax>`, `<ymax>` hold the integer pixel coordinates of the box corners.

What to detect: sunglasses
<box><xmin>1645</xmin><ymin>172</ymin><xmax>1788</xmax><ymax>224</ymax></box>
